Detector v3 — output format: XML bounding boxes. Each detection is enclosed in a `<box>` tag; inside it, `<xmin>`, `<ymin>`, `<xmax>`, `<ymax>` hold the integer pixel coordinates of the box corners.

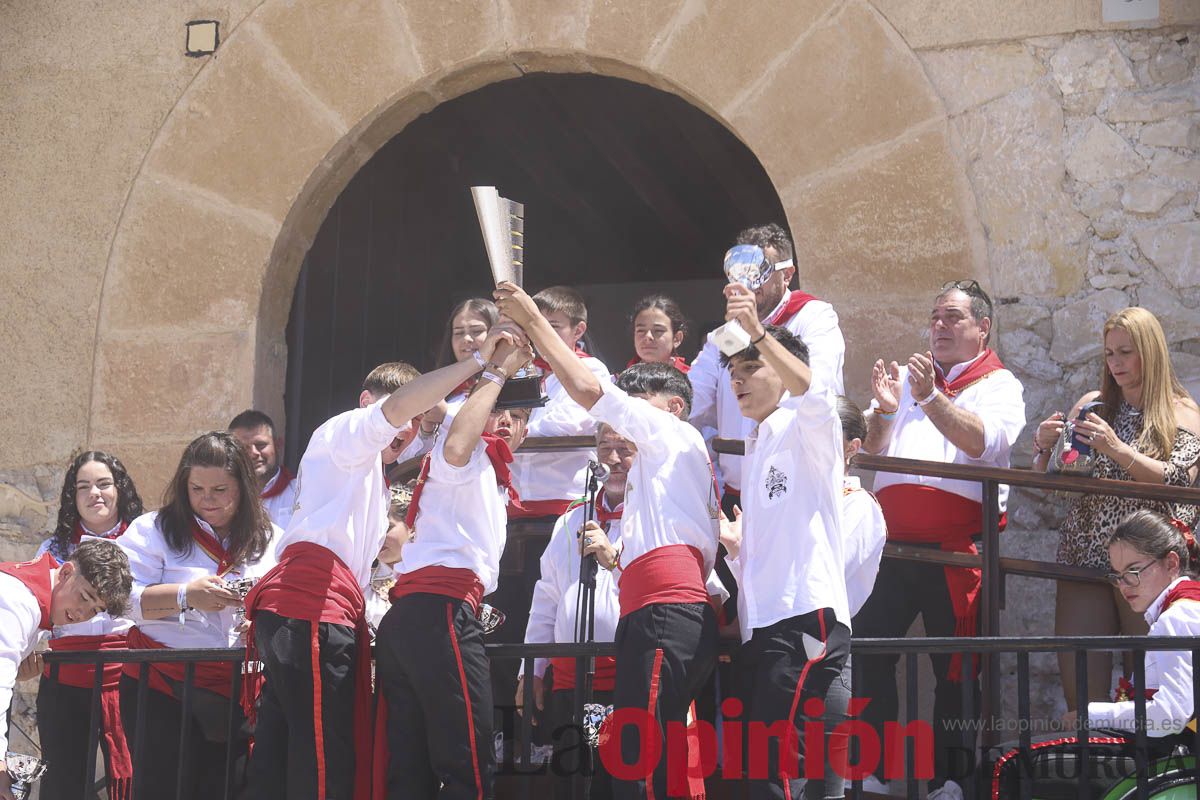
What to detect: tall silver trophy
<box><xmin>706</xmin><ymin>244</ymin><xmax>794</xmax><ymax>356</ymax></box>
<box><xmin>471</xmin><ymin>185</ymin><xmax>547</xmax><ymax>409</ymax></box>
<box><xmin>5</xmin><ymin>752</ymin><xmax>48</xmax><ymax>800</ymax></box>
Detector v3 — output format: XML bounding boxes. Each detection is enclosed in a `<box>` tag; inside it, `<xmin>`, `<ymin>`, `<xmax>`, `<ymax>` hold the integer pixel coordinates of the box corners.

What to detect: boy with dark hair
<box><xmin>0</xmin><ymin>539</ymin><xmax>132</xmax><ymax>800</ymax></box>
<box><xmin>229</xmin><ymin>408</ymin><xmax>296</xmax><ymax>529</ymax></box>
<box><xmin>496</xmin><ymin>282</ymin><xmax>720</xmax><ymax>800</ymax></box>
<box><xmin>509</xmin><ymin>285</ymin><xmax>613</xmax><ymax>518</ymax></box>
<box><xmin>718</xmin><ymin>281</ymin><xmax>849</xmax><ymax>800</ymax></box>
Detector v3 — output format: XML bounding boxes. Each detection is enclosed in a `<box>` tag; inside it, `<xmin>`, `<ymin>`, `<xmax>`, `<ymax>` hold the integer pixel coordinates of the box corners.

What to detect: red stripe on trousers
<box><xmin>310</xmin><ymin>624</ymin><xmax>326</xmax><ymax>800</ymax></box>
<box><xmin>447</xmin><ymin>604</ymin><xmax>484</xmax><ymax>800</ymax></box>
<box><xmin>646</xmin><ymin>648</ymin><xmax>665</xmax><ymax>800</ymax></box>
<box><xmin>782</xmin><ymin>610</ymin><xmax>828</xmax><ymax>800</ymax></box>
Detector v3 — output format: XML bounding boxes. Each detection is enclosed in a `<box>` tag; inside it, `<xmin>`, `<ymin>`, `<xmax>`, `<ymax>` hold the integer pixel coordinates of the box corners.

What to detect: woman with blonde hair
<box><xmin>1032</xmin><ymin>306</ymin><xmax>1200</xmax><ymax>710</ymax></box>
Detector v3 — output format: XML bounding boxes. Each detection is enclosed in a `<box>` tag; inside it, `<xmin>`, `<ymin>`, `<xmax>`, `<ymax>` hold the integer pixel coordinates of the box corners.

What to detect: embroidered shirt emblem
<box><xmin>765</xmin><ymin>466</ymin><xmax>788</xmax><ymax>500</ymax></box>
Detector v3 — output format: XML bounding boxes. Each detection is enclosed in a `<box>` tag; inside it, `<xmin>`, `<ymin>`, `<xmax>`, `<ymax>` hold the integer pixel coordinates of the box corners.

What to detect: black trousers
<box><xmin>117</xmin><ymin>672</ymin><xmax>247</xmax><ymax>800</ymax></box>
<box><xmin>376</xmin><ymin>593</ymin><xmax>495</xmax><ymax>800</ymax></box>
<box><xmin>37</xmin><ymin>674</ymin><xmax>109</xmax><ymax>800</ymax></box>
<box><xmin>852</xmin><ymin>555</ymin><xmax>981</xmax><ymax>787</ymax></box>
<box><xmin>242</xmin><ymin>611</ymin><xmax>358</xmax><ymax>800</ymax></box>
<box><xmin>731</xmin><ymin>608</ymin><xmax>851</xmax><ymax>800</ymax></box>
<box><xmin>611</xmin><ymin>601</ymin><xmax>718</xmax><ymax>800</ymax></box>
<box><xmin>547</xmin><ymin>687</ymin><xmax>615</xmax><ymax>800</ymax></box>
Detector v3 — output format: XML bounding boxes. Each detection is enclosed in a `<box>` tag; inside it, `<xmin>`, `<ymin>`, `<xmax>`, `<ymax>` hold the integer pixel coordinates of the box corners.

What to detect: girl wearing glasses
<box><xmin>1033</xmin><ymin>307</ymin><xmax>1200</xmax><ymax>711</ymax></box>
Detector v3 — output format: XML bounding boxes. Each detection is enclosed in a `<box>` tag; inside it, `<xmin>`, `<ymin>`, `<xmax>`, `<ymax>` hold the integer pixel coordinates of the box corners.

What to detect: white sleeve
<box><xmin>589</xmin><ymin>383</ymin><xmax>682</xmax><ymax>460</ymax></box>
<box><xmin>705</xmin><ymin>569</ymin><xmax>730</xmax><ymax>605</ymax></box>
<box><xmin>117</xmin><ymin>514</ymin><xmax>168</xmax><ymax>624</ymax></box>
<box><xmin>970</xmin><ymin>371</ymin><xmax>1027</xmax><ymax>464</ymax></box>
<box><xmin>843</xmin><ymin>492</ymin><xmax>887</xmax><ymax>618</ymax></box>
<box><xmin>522</xmin><ymin>512</ymin><xmax>574</xmax><ymax>679</ymax></box>
<box><xmin>0</xmin><ymin>580</ymin><xmax>41</xmax><ymax>756</ymax></box>
<box><xmin>794</xmin><ymin>302</ymin><xmax>846</xmax><ymax>395</ymax></box>
<box><xmin>687</xmin><ymin>341</ymin><xmax>720</xmax><ymax>434</ymax></box>
<box><xmin>1087</xmin><ymin>605</ymin><xmax>1200</xmax><ymax>736</ymax></box>
<box><xmin>526</xmin><ymin>361</ymin><xmax>612</xmax><ymax>437</ymax></box>
<box><xmin>778</xmin><ymin>383</ymin><xmax>840</xmax><ymax>428</ymax></box>
<box><xmin>316</xmin><ymin>402</ymin><xmax>404</xmax><ymax>473</ymax></box>
<box><xmin>428</xmin><ymin>435</ymin><xmax>491</xmax><ymax>486</ymax></box>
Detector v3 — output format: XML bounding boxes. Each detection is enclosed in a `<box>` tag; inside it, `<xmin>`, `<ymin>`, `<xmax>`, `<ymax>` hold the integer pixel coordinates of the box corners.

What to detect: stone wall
<box><xmin>918</xmin><ymin>25</ymin><xmax>1200</xmax><ymax>725</ymax></box>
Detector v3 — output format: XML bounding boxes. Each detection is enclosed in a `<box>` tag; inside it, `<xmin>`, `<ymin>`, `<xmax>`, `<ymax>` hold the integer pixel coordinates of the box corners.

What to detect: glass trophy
<box><xmin>478</xmin><ymin>603</ymin><xmax>506</xmax><ymax>635</ymax></box>
<box><xmin>471</xmin><ymin>186</ymin><xmax>547</xmax><ymax>409</ymax></box>
<box><xmin>706</xmin><ymin>244</ymin><xmax>794</xmax><ymax>356</ymax></box>
<box><xmin>5</xmin><ymin>752</ymin><xmax>48</xmax><ymax>800</ymax></box>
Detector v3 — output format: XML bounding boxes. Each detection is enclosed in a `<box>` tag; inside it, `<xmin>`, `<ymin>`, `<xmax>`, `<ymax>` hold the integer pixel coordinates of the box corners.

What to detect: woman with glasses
<box><xmin>992</xmin><ymin>510</ymin><xmax>1200</xmax><ymax>799</ymax></box>
<box><xmin>1032</xmin><ymin>307</ymin><xmax>1200</xmax><ymax>710</ymax></box>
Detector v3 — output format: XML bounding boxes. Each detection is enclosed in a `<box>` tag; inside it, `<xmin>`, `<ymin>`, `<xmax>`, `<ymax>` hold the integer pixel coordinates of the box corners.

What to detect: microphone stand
<box><xmin>573</xmin><ymin>460</ymin><xmax>604</xmax><ymax>800</ymax></box>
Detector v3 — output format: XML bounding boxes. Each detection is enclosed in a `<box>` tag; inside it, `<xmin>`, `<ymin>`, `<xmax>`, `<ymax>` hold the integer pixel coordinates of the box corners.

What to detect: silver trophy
<box><xmin>5</xmin><ymin>752</ymin><xmax>48</xmax><ymax>800</ymax></box>
<box><xmin>707</xmin><ymin>244</ymin><xmax>794</xmax><ymax>356</ymax></box>
<box><xmin>471</xmin><ymin>186</ymin><xmax>547</xmax><ymax>409</ymax></box>
<box><xmin>583</xmin><ymin>703</ymin><xmax>614</xmax><ymax>749</ymax></box>
<box><xmin>478</xmin><ymin>603</ymin><xmax>506</xmax><ymax>635</ymax></box>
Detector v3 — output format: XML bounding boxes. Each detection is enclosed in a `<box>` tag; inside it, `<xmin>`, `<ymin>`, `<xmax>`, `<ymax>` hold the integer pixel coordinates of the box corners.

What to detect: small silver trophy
<box><xmin>583</xmin><ymin>703</ymin><xmax>614</xmax><ymax>749</ymax></box>
<box><xmin>5</xmin><ymin>752</ymin><xmax>48</xmax><ymax>800</ymax></box>
<box><xmin>471</xmin><ymin>186</ymin><xmax>547</xmax><ymax>409</ymax></box>
<box><xmin>478</xmin><ymin>603</ymin><xmax>506</xmax><ymax>635</ymax></box>
<box><xmin>707</xmin><ymin>244</ymin><xmax>794</xmax><ymax>356</ymax></box>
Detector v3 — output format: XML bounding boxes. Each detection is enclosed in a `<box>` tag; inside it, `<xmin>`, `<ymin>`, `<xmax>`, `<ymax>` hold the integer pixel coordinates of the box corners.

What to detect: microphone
<box><xmin>588</xmin><ymin>461</ymin><xmax>611</xmax><ymax>485</ymax></box>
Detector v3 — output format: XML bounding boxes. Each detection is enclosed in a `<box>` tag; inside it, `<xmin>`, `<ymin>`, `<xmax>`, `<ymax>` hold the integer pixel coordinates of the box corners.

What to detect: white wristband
<box><xmin>177</xmin><ymin>584</ymin><xmax>190</xmax><ymax>612</ymax></box>
<box><xmin>916</xmin><ymin>388</ymin><xmax>939</xmax><ymax>407</ymax></box>
<box><xmin>471</xmin><ymin>350</ymin><xmax>488</xmax><ymax>370</ymax></box>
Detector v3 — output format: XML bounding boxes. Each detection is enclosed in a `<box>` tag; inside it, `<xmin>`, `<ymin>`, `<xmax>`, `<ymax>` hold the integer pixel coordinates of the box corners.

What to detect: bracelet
<box><xmin>177</xmin><ymin>584</ymin><xmax>190</xmax><ymax>612</ymax></box>
<box><xmin>479</xmin><ymin>370</ymin><xmax>506</xmax><ymax>387</ymax></box>
<box><xmin>915</xmin><ymin>388</ymin><xmax>939</xmax><ymax>407</ymax></box>
<box><xmin>485</xmin><ymin>361</ymin><xmax>510</xmax><ymax>380</ymax></box>
<box><xmin>875</xmin><ymin>408</ymin><xmax>897</xmax><ymax>419</ymax></box>
<box><xmin>750</xmin><ymin>330</ymin><xmax>767</xmax><ymax>345</ymax></box>
<box><xmin>1122</xmin><ymin>449</ymin><xmax>1137</xmax><ymax>471</ymax></box>
<box><xmin>471</xmin><ymin>350</ymin><xmax>488</xmax><ymax>370</ymax></box>
<box><xmin>419</xmin><ymin>422</ymin><xmax>440</xmax><ymax>438</ymax></box>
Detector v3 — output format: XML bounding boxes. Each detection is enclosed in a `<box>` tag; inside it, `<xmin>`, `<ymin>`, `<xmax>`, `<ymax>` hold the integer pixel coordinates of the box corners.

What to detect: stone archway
<box><xmin>89</xmin><ymin>0</ymin><xmax>986</xmax><ymax>497</ymax></box>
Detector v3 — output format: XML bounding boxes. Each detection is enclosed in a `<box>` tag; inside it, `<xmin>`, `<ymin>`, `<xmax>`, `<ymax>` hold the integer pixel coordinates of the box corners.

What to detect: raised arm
<box><xmin>494</xmin><ymin>281</ymin><xmax>604</xmax><ymax>410</ymax></box>
<box><xmin>379</xmin><ymin>335</ymin><xmax>503</xmax><ymax>428</ymax></box>
<box><xmin>725</xmin><ymin>283</ymin><xmax>812</xmax><ymax>397</ymax></box>
<box><xmin>443</xmin><ymin>332</ymin><xmax>531</xmax><ymax>467</ymax></box>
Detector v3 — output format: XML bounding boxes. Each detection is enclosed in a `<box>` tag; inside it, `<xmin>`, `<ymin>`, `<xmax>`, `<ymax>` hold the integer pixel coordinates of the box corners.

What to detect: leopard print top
<box><xmin>1057</xmin><ymin>403</ymin><xmax>1200</xmax><ymax>570</ymax></box>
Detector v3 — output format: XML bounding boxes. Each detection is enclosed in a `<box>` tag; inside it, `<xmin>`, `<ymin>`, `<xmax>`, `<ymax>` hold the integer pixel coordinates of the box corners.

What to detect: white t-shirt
<box><xmin>275</xmin><ymin>400</ymin><xmax>403</xmax><ymax>588</ymax></box>
<box><xmin>512</xmin><ymin>356</ymin><xmax>612</xmax><ymax>504</ymax></box>
<box><xmin>120</xmin><ymin>511</ymin><xmax>280</xmax><ymax>649</ymax></box>
<box><xmin>842</xmin><ymin>476</ymin><xmax>887</xmax><ymax>618</ymax></box>
<box><xmin>870</xmin><ymin>355</ymin><xmax>1026</xmax><ymax>511</ymax></box>
<box><xmin>398</xmin><ymin>435</ymin><xmax>508</xmax><ymax>595</ymax></box>
<box><xmin>0</xmin><ymin>570</ymin><xmax>44</xmax><ymax>756</ymax></box>
<box><xmin>689</xmin><ymin>291</ymin><xmax>845</xmax><ymax>493</ymax></box>
<box><xmin>1088</xmin><ymin>577</ymin><xmax>1200</xmax><ymax>736</ymax></box>
<box><xmin>260</xmin><ymin>468</ymin><xmax>298</xmax><ymax>531</ymax></box>
<box><xmin>727</xmin><ymin>386</ymin><xmax>848</xmax><ymax>643</ymax></box>
<box><xmin>37</xmin><ymin>530</ymin><xmax>133</xmax><ymax>639</ymax></box>
<box><xmin>589</xmin><ymin>384</ymin><xmax>720</xmax><ymax>579</ymax></box>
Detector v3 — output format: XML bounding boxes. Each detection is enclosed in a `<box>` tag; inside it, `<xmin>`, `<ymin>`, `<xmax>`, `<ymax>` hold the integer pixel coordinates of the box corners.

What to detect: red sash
<box><xmin>766</xmin><ymin>290</ymin><xmax>817</xmax><ymax>327</ymax></box>
<box><xmin>625</xmin><ymin>355</ymin><xmax>690</xmax><ymax>374</ymax></box>
<box><xmin>123</xmin><ymin>626</ymin><xmax>238</xmax><ymax>697</ymax></box>
<box><xmin>260</xmin><ymin>467</ymin><xmax>294</xmax><ymax>501</ymax></box>
<box><xmin>551</xmin><ymin>656</ymin><xmax>617</xmax><ymax>692</ymax></box>
<box><xmin>935</xmin><ymin>349</ymin><xmax>1007</xmax><ymax>397</ymax></box>
<box><xmin>243</xmin><ymin>542</ymin><xmax>371</xmax><ymax>800</ymax></box>
<box><xmin>618</xmin><ymin>545</ymin><xmax>708</xmax><ymax>618</ymax></box>
<box><xmin>72</xmin><ymin>520</ymin><xmax>129</xmax><ymax>546</ymax></box>
<box><xmin>533</xmin><ymin>347</ymin><xmax>591</xmax><ymax>374</ymax></box>
<box><xmin>191</xmin><ymin>519</ymin><xmax>235</xmax><ymax>576</ymax></box>
<box><xmin>0</xmin><ymin>553</ymin><xmax>57</xmax><ymax>630</ymax></box>
<box><xmin>508</xmin><ymin>498</ymin><xmax>574</xmax><ymax>519</ymax></box>
<box><xmin>389</xmin><ymin>565</ymin><xmax>485</xmax><ymax>614</ymax></box>
<box><xmin>47</xmin><ymin>633</ymin><xmax>133</xmax><ymax>799</ymax></box>
<box><xmin>876</xmin><ymin>484</ymin><xmax>1009</xmax><ymax>682</ymax></box>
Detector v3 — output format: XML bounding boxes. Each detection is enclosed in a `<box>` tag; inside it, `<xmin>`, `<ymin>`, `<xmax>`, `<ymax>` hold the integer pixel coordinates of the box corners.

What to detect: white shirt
<box><xmin>689</xmin><ymin>291</ymin><xmax>845</xmax><ymax>492</ymax></box>
<box><xmin>523</xmin><ymin>498</ymin><xmax>624</xmax><ymax>680</ymax></box>
<box><xmin>37</xmin><ymin>532</ymin><xmax>133</xmax><ymax>639</ymax></box>
<box><xmin>260</xmin><ymin>468</ymin><xmax>298</xmax><ymax>531</ymax></box>
<box><xmin>275</xmin><ymin>400</ymin><xmax>403</xmax><ymax>588</ymax></box>
<box><xmin>589</xmin><ymin>384</ymin><xmax>720</xmax><ymax>578</ymax></box>
<box><xmin>398</xmin><ymin>434</ymin><xmax>508</xmax><ymax>595</ymax></box>
<box><xmin>0</xmin><ymin>571</ymin><xmax>44</xmax><ymax>756</ymax></box>
<box><xmin>1087</xmin><ymin>577</ymin><xmax>1200</xmax><ymax>736</ymax></box>
<box><xmin>120</xmin><ymin>511</ymin><xmax>281</xmax><ymax>649</ymax></box>
<box><xmin>842</xmin><ymin>476</ymin><xmax>887</xmax><ymax>618</ymax></box>
<box><xmin>870</xmin><ymin>355</ymin><xmax>1026</xmax><ymax>511</ymax></box>
<box><xmin>512</xmin><ymin>356</ymin><xmax>613</xmax><ymax>503</ymax></box>
<box><xmin>727</xmin><ymin>385</ymin><xmax>848</xmax><ymax>643</ymax></box>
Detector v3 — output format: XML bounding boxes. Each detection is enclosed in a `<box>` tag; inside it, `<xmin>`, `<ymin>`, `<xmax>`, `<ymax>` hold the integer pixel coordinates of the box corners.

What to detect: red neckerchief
<box><xmin>405</xmin><ymin>434</ymin><xmax>525</xmax><ymax>528</ymax></box>
<box><xmin>596</xmin><ymin>495</ymin><xmax>624</xmax><ymax>527</ymax></box>
<box><xmin>1114</xmin><ymin>674</ymin><xmax>1158</xmax><ymax>702</ymax></box>
<box><xmin>934</xmin><ymin>349</ymin><xmax>1007</xmax><ymax>397</ymax></box>
<box><xmin>765</xmin><ymin>290</ymin><xmax>818</xmax><ymax>327</ymax></box>
<box><xmin>1160</xmin><ymin>579</ymin><xmax>1200</xmax><ymax>616</ymax></box>
<box><xmin>533</xmin><ymin>347</ymin><xmax>590</xmax><ymax>374</ymax></box>
<box><xmin>260</xmin><ymin>466</ymin><xmax>294</xmax><ymax>500</ymax></box>
<box><xmin>72</xmin><ymin>519</ymin><xmax>129</xmax><ymax>546</ymax></box>
<box><xmin>0</xmin><ymin>552</ymin><xmax>58</xmax><ymax>630</ymax></box>
<box><xmin>625</xmin><ymin>355</ymin><xmax>690</xmax><ymax>374</ymax></box>
<box><xmin>190</xmin><ymin>518</ymin><xmax>235</xmax><ymax>576</ymax></box>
